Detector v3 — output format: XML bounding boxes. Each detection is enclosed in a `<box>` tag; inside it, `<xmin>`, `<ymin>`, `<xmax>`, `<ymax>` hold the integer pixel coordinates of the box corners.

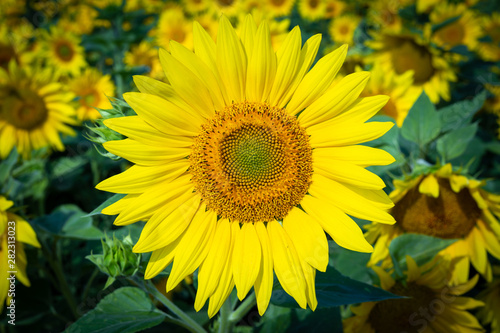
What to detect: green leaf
<box><xmin>33</xmin><ymin>205</ymin><xmax>104</xmax><ymax>240</ymax></box>
<box><xmin>388</xmin><ymin>234</ymin><xmax>457</xmax><ymax>273</ymax></box>
<box><xmin>271</xmin><ymin>265</ymin><xmax>401</xmax><ymax>308</ymax></box>
<box><xmin>258</xmin><ymin>305</ymin><xmax>292</xmax><ymax>333</ymax></box>
<box><xmin>329</xmin><ymin>242</ymin><xmax>371</xmax><ymax>284</ymax></box>
<box><xmin>438</xmin><ymin>91</ymin><xmax>486</xmax><ymax>133</ymax></box>
<box><xmin>436</xmin><ymin>123</ymin><xmax>478</xmax><ymax>161</ymax></box>
<box><xmin>86</xmin><ymin>193</ymin><xmax>127</xmax><ymax>217</ymax></box>
<box><xmin>64</xmin><ymin>287</ymin><xmax>166</xmax><ymax>333</ymax></box>
<box><xmin>0</xmin><ymin>149</ymin><xmax>18</xmax><ymax>184</ymax></box>
<box><xmin>400</xmin><ymin>92</ymin><xmax>441</xmax><ymax>147</ymax></box>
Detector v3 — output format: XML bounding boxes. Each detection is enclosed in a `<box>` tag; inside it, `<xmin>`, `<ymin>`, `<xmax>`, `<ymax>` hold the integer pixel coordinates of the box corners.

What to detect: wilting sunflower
<box><xmin>366</xmin><ymin>32</ymin><xmax>457</xmax><ymax>103</ymax></box>
<box><xmin>343</xmin><ymin>256</ymin><xmax>484</xmax><ymax>333</ymax></box>
<box><xmin>360</xmin><ymin>64</ymin><xmax>421</xmax><ymax>127</ymax></box>
<box><xmin>0</xmin><ymin>196</ymin><xmax>40</xmax><ymax>312</ymax></box>
<box><xmin>68</xmin><ymin>68</ymin><xmax>115</xmax><ymax>122</ymax></box>
<box><xmin>365</xmin><ymin>164</ymin><xmax>500</xmax><ymax>285</ymax></box>
<box><xmin>97</xmin><ymin>15</ymin><xmax>395</xmax><ymax>317</ymax></box>
<box><xmin>0</xmin><ymin>61</ymin><xmax>77</xmax><ymax>159</ymax></box>
<box><xmin>39</xmin><ymin>25</ymin><xmax>87</xmax><ymax>79</ymax></box>
<box><xmin>428</xmin><ymin>2</ymin><xmax>482</xmax><ymax>52</ymax></box>
<box><xmin>476</xmin><ymin>266</ymin><xmax>500</xmax><ymax>333</ymax></box>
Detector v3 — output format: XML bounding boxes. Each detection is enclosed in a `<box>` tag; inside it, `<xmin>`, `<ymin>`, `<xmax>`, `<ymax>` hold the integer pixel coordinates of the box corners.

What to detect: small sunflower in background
<box><xmin>359</xmin><ymin>64</ymin><xmax>421</xmax><ymax>127</ymax></box>
<box><xmin>366</xmin><ymin>0</ymin><xmax>404</xmax><ymax>33</ymax></box>
<box><xmin>328</xmin><ymin>15</ymin><xmax>360</xmax><ymax>46</ymax></box>
<box><xmin>477</xmin><ymin>13</ymin><xmax>500</xmax><ymax>62</ymax></box>
<box><xmin>124</xmin><ymin>41</ymin><xmax>164</xmax><ymax>80</ymax></box>
<box><xmin>68</xmin><ymin>68</ymin><xmax>116</xmax><ymax>122</ymax></box>
<box><xmin>182</xmin><ymin>0</ymin><xmax>211</xmax><ymax>15</ymax></box>
<box><xmin>324</xmin><ymin>0</ymin><xmax>346</xmax><ymax>19</ymax></box>
<box><xmin>39</xmin><ymin>25</ymin><xmax>87</xmax><ymax>79</ymax></box>
<box><xmin>263</xmin><ymin>0</ymin><xmax>296</xmax><ymax>18</ymax></box>
<box><xmin>428</xmin><ymin>2</ymin><xmax>482</xmax><ymax>52</ymax></box>
<box><xmin>298</xmin><ymin>0</ymin><xmax>327</xmax><ymax>21</ymax></box>
<box><xmin>365</xmin><ymin>164</ymin><xmax>500</xmax><ymax>285</ymax></box>
<box><xmin>366</xmin><ymin>32</ymin><xmax>457</xmax><ymax>103</ymax></box>
<box><xmin>477</xmin><ymin>266</ymin><xmax>500</xmax><ymax>333</ymax></box>
<box><xmin>0</xmin><ymin>23</ymin><xmax>31</xmax><ymax>69</ymax></box>
<box><xmin>0</xmin><ymin>196</ymin><xmax>40</xmax><ymax>312</ymax></box>
<box><xmin>152</xmin><ymin>7</ymin><xmax>194</xmax><ymax>51</ymax></box>
<box><xmin>343</xmin><ymin>256</ymin><xmax>484</xmax><ymax>333</ymax></box>
<box><xmin>97</xmin><ymin>15</ymin><xmax>395</xmax><ymax>317</ymax></box>
<box><xmin>0</xmin><ymin>61</ymin><xmax>77</xmax><ymax>159</ymax></box>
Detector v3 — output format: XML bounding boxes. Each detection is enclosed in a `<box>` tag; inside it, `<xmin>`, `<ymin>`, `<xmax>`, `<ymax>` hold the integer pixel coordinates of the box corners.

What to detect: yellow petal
<box><xmin>405</xmin><ymin>255</ymin><xmax>420</xmax><ymax>282</ymax></box>
<box><xmin>133</xmin><ymin>193</ymin><xmax>200</xmax><ymax>253</ymax></box>
<box><xmin>193</xmin><ymin>21</ymin><xmax>217</xmax><ymax>71</ymax></box>
<box><xmin>308</xmin><ymin>121</ymin><xmax>394</xmax><ymax>148</ymax></box>
<box><xmin>283</xmin><ymin>207</ymin><xmax>328</xmax><ymax>271</ymax></box>
<box><xmin>144</xmin><ymin>238</ymin><xmax>182</xmax><ymax>279</ymax></box>
<box><xmin>159</xmin><ymin>49</ymin><xmax>215</xmax><ymax>118</ymax></box>
<box><xmin>104</xmin><ymin>116</ymin><xmax>193</xmax><ymax>147</ymax></box>
<box><xmin>314</xmin><ymin>158</ymin><xmax>387</xmax><ymax>190</ymax></box>
<box><xmin>114</xmin><ymin>175</ymin><xmax>192</xmax><ymax>225</ymax></box>
<box><xmin>124</xmin><ymin>92</ymin><xmax>203</xmax><ymax>136</ymax></box>
<box><xmin>267</xmin><ymin>220</ymin><xmax>307</xmax><ymax>309</ymax></box>
<box><xmin>313</xmin><ymin>145</ymin><xmax>395</xmax><ymax>168</ymax></box>
<box><xmin>309</xmin><ymin>174</ymin><xmax>395</xmax><ymax>224</ymax></box>
<box><xmin>167</xmin><ymin>207</ymin><xmax>217</xmax><ymax>292</ymax></box>
<box><xmin>476</xmin><ymin>219</ymin><xmax>500</xmax><ymax>258</ymax></box>
<box><xmin>96</xmin><ymin>161</ymin><xmax>189</xmax><ymax>194</ymax></box>
<box><xmin>195</xmin><ymin>219</ymin><xmax>231</xmax><ymax>311</ymax></box>
<box><xmin>103</xmin><ymin>139</ymin><xmax>190</xmax><ymax>166</ymax></box>
<box><xmin>419</xmin><ymin>174</ymin><xmax>440</xmax><ymax>198</ymax></box>
<box><xmin>233</xmin><ymin>223</ymin><xmax>262</xmax><ymax>300</ymax></box>
<box><xmin>239</xmin><ymin>14</ymin><xmax>257</xmax><ymax>56</ymax></box>
<box><xmin>298</xmin><ymin>72</ymin><xmax>371</xmax><ymax>127</ymax></box>
<box><xmin>301</xmin><ymin>195</ymin><xmax>373</xmax><ymax>253</ymax></box>
<box><xmin>277</xmin><ymin>34</ymin><xmax>321</xmax><ymax>108</ymax></box>
<box><xmin>286</xmin><ymin>44</ymin><xmax>347</xmax><ymax>116</ymax></box>
<box><xmin>246</xmin><ymin>21</ymin><xmax>276</xmax><ymax>102</ymax></box>
<box><xmin>327</xmin><ymin>95</ymin><xmax>390</xmax><ymax>125</ymax></box>
<box><xmin>217</xmin><ymin>16</ymin><xmax>247</xmax><ymax>102</ymax></box>
<box><xmin>268</xmin><ymin>26</ymin><xmax>301</xmax><ymax>106</ymax></box>
<box><xmin>301</xmin><ymin>262</ymin><xmax>318</xmax><ymax>311</ymax></box>
<box><xmin>254</xmin><ymin>222</ymin><xmax>274</xmax><ymax>316</ymax></box>
<box><xmin>12</xmin><ymin>218</ymin><xmax>40</xmax><ymax>248</ymax></box>
<box><xmin>101</xmin><ymin>194</ymin><xmax>139</xmax><ymax>216</ymax></box>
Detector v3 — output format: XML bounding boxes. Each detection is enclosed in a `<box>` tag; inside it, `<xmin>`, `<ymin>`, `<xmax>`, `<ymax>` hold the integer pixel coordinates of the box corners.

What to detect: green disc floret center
<box><xmin>220</xmin><ymin>124</ymin><xmax>285</xmax><ymax>188</ymax></box>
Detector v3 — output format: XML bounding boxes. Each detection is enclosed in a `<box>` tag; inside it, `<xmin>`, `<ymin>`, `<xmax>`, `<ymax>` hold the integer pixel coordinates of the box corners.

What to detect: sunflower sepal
<box><xmin>87</xmin><ymin>233</ymin><xmax>141</xmax><ymax>288</ymax></box>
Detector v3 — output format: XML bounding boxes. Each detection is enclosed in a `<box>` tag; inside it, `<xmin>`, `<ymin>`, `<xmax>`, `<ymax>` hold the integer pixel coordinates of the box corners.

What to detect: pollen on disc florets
<box><xmin>190</xmin><ymin>101</ymin><xmax>313</xmax><ymax>223</ymax></box>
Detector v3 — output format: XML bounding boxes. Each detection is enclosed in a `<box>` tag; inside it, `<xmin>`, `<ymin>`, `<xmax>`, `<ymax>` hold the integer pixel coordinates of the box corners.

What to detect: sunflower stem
<box><xmin>144</xmin><ymin>279</ymin><xmax>207</xmax><ymax>333</ymax></box>
<box><xmin>228</xmin><ymin>292</ymin><xmax>257</xmax><ymax>324</ymax></box>
<box><xmin>218</xmin><ymin>298</ymin><xmax>232</xmax><ymax>333</ymax></box>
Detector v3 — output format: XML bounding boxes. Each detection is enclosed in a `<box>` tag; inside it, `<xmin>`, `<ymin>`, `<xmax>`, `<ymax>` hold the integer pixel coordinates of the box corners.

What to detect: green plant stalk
<box><xmin>143</xmin><ymin>279</ymin><xmax>207</xmax><ymax>333</ymax></box>
<box><xmin>217</xmin><ymin>298</ymin><xmax>232</xmax><ymax>333</ymax></box>
<box><xmin>228</xmin><ymin>293</ymin><xmax>257</xmax><ymax>324</ymax></box>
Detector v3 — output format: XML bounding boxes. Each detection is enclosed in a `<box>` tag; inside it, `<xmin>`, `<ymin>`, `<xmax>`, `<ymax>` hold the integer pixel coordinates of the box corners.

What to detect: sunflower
<box><xmin>124</xmin><ymin>41</ymin><xmax>164</xmax><ymax>80</ymax></box>
<box><xmin>97</xmin><ymin>15</ymin><xmax>395</xmax><ymax>317</ymax></box>
<box><xmin>39</xmin><ymin>25</ymin><xmax>87</xmax><ymax>79</ymax></box>
<box><xmin>58</xmin><ymin>3</ymin><xmax>99</xmax><ymax>35</ymax></box>
<box><xmin>264</xmin><ymin>0</ymin><xmax>296</xmax><ymax>17</ymax></box>
<box><xmin>477</xmin><ymin>13</ymin><xmax>500</xmax><ymax>62</ymax></box>
<box><xmin>343</xmin><ymin>256</ymin><xmax>484</xmax><ymax>333</ymax></box>
<box><xmin>360</xmin><ymin>64</ymin><xmax>421</xmax><ymax>127</ymax></box>
<box><xmin>324</xmin><ymin>0</ymin><xmax>346</xmax><ymax>19</ymax></box>
<box><xmin>328</xmin><ymin>15</ymin><xmax>361</xmax><ymax>46</ymax></box>
<box><xmin>207</xmin><ymin>0</ymin><xmax>243</xmax><ymax>17</ymax></box>
<box><xmin>153</xmin><ymin>7</ymin><xmax>194</xmax><ymax>51</ymax></box>
<box><xmin>365</xmin><ymin>164</ymin><xmax>500</xmax><ymax>285</ymax></box>
<box><xmin>298</xmin><ymin>0</ymin><xmax>327</xmax><ymax>21</ymax></box>
<box><xmin>366</xmin><ymin>0</ymin><xmax>406</xmax><ymax>33</ymax></box>
<box><xmin>0</xmin><ymin>61</ymin><xmax>77</xmax><ymax>159</ymax></box>
<box><xmin>476</xmin><ymin>266</ymin><xmax>500</xmax><ymax>333</ymax></box>
<box><xmin>0</xmin><ymin>196</ymin><xmax>40</xmax><ymax>312</ymax></box>
<box><xmin>68</xmin><ymin>68</ymin><xmax>115</xmax><ymax>122</ymax></box>
<box><xmin>0</xmin><ymin>23</ymin><xmax>30</xmax><ymax>69</ymax></box>
<box><xmin>366</xmin><ymin>32</ymin><xmax>457</xmax><ymax>103</ymax></box>
<box><xmin>428</xmin><ymin>2</ymin><xmax>482</xmax><ymax>52</ymax></box>
<box><xmin>182</xmin><ymin>0</ymin><xmax>211</xmax><ymax>15</ymax></box>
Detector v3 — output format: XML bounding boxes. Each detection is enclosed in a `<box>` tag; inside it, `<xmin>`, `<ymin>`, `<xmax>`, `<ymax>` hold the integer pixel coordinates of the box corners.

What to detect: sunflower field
<box><xmin>1</xmin><ymin>0</ymin><xmax>500</xmax><ymax>332</ymax></box>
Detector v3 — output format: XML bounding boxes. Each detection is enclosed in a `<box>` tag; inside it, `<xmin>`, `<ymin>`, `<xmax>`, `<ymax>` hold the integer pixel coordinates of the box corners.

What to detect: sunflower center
<box><xmin>1</xmin><ymin>88</ymin><xmax>48</xmax><ymax>130</ymax></box>
<box><xmin>309</xmin><ymin>0</ymin><xmax>319</xmax><ymax>8</ymax></box>
<box><xmin>392</xmin><ymin>177</ymin><xmax>480</xmax><ymax>239</ymax></box>
<box><xmin>390</xmin><ymin>39</ymin><xmax>435</xmax><ymax>85</ymax></box>
<box><xmin>435</xmin><ymin>22</ymin><xmax>465</xmax><ymax>48</ymax></box>
<box><xmin>0</xmin><ymin>43</ymin><xmax>17</xmax><ymax>69</ymax></box>
<box><xmin>339</xmin><ymin>24</ymin><xmax>349</xmax><ymax>35</ymax></box>
<box><xmin>190</xmin><ymin>101</ymin><xmax>313</xmax><ymax>223</ymax></box>
<box><xmin>55</xmin><ymin>42</ymin><xmax>74</xmax><ymax>62</ymax></box>
<box><xmin>369</xmin><ymin>282</ymin><xmax>436</xmax><ymax>333</ymax></box>
<box><xmin>81</xmin><ymin>90</ymin><xmax>100</xmax><ymax>107</ymax></box>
